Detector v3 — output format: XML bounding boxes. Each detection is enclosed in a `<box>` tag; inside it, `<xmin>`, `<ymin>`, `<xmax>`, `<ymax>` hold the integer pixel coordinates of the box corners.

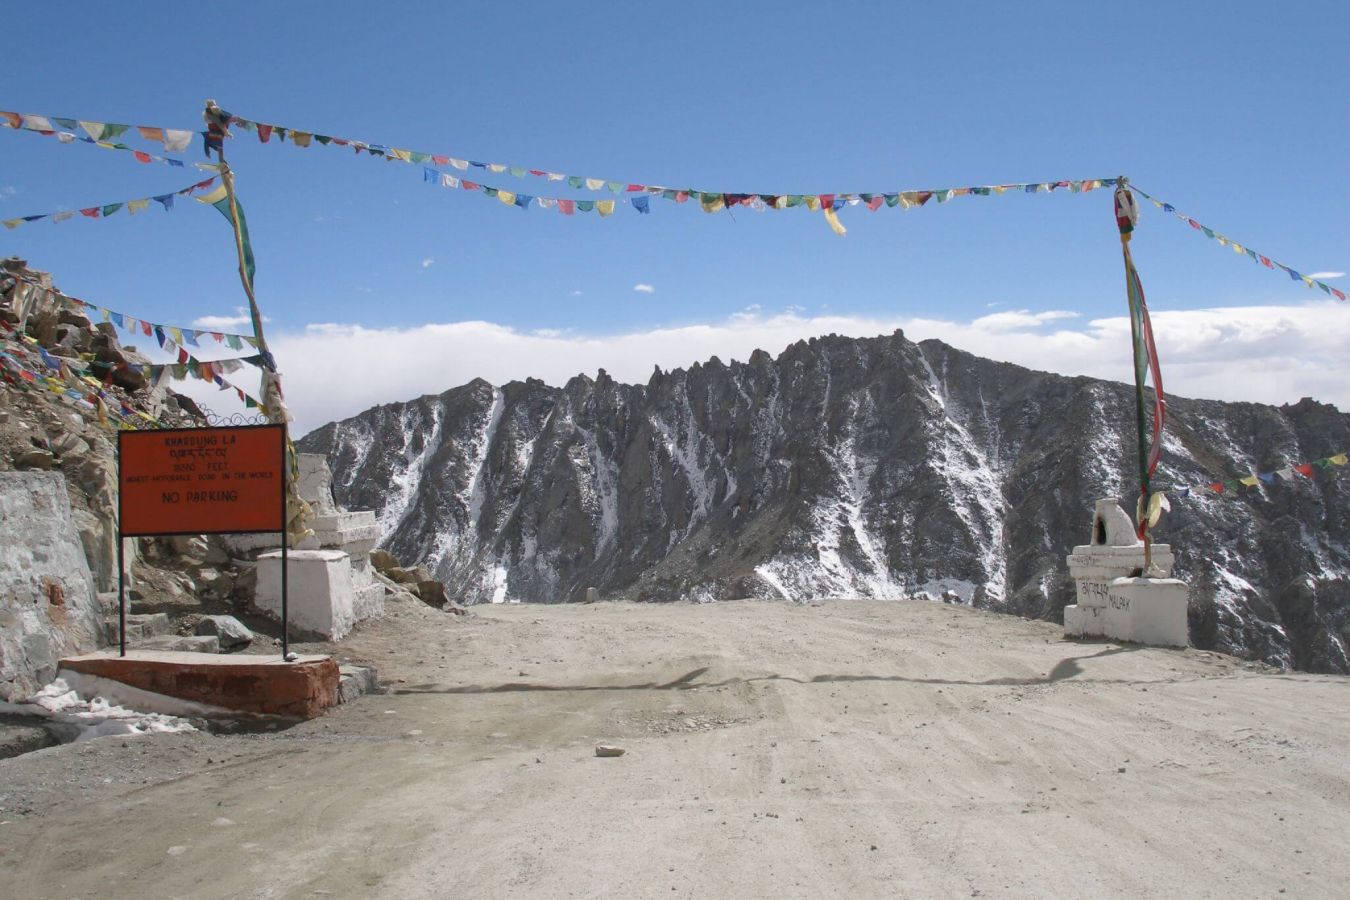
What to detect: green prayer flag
<box><xmin>102</xmin><ymin>203</ymin><xmax>123</xmax><ymax>217</ymax></box>
<box><xmin>785</xmin><ymin>196</ymin><xmax>803</xmax><ymax>207</ymax></box>
<box><xmin>567</xmin><ymin>176</ymin><xmax>583</xmax><ymax>189</ymax></box>
<box><xmin>509</xmin><ymin>167</ymin><xmax>526</xmax><ymax>178</ymax></box>
<box><xmin>576</xmin><ymin>200</ymin><xmax>595</xmax><ymax>212</ymax></box>
<box><xmin>203</xmin><ymin>186</ymin><xmax>257</xmax><ymax>289</ymax></box>
<box><xmin>315</xmin><ymin>135</ymin><xmax>332</xmax><ymax>145</ymax></box>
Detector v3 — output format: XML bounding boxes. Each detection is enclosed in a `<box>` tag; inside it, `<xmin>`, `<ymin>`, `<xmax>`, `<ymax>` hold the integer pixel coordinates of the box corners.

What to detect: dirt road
<box><xmin>2</xmin><ymin>597</ymin><xmax>1348</xmax><ymax>898</ymax></box>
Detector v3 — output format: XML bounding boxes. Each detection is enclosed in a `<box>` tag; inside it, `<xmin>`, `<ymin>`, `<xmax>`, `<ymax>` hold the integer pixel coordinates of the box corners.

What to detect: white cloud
<box><xmin>267</xmin><ymin>301</ymin><xmax>1350</xmax><ymax>435</ymax></box>
<box><xmin>633</xmin><ymin>283</ymin><xmax>655</xmax><ymax>294</ymax></box>
<box><xmin>570</xmin><ymin>290</ymin><xmax>584</xmax><ymax>296</ymax></box>
<box><xmin>191</xmin><ymin>307</ymin><xmax>268</xmax><ymax>329</ymax></box>
<box><xmin>1308</xmin><ymin>271</ymin><xmax>1344</xmax><ymax>280</ymax></box>
<box><xmin>420</xmin><ymin>258</ymin><xmax>435</xmax><ymax>269</ymax></box>
<box><xmin>969</xmin><ymin>309</ymin><xmax>1079</xmax><ymax>331</ymax></box>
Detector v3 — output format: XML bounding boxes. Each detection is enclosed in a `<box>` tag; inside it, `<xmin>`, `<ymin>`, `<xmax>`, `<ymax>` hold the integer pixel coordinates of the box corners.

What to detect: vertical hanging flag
<box><xmin>196</xmin><ymin>183</ymin><xmax>256</xmax><ymax>289</ymax></box>
<box><xmin>1114</xmin><ymin>179</ymin><xmax>1166</xmax><ymax>542</ymax></box>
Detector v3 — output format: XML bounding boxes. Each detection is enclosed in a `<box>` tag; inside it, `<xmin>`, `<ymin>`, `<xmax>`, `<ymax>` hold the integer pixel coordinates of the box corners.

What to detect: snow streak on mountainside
<box><xmin>299</xmin><ymin>331</ymin><xmax>1350</xmax><ymax>674</ymax></box>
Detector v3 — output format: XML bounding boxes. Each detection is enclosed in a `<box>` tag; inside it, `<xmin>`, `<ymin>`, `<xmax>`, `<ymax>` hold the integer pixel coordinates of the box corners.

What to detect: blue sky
<box><xmin>4</xmin><ymin>2</ymin><xmax>1348</xmax><ymax>432</ymax></box>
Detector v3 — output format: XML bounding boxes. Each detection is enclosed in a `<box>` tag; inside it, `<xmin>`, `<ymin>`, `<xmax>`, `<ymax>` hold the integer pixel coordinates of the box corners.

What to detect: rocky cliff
<box><xmin>298</xmin><ymin>330</ymin><xmax>1350</xmax><ymax>673</ymax></box>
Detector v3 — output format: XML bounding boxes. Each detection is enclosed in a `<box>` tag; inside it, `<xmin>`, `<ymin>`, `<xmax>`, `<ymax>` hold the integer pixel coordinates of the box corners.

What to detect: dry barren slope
<box><xmin>2</xmin><ymin>598</ymin><xmax>1348</xmax><ymax>898</ymax></box>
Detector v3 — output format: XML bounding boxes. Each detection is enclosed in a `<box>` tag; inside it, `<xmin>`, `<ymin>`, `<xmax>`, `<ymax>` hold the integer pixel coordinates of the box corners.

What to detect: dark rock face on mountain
<box><xmin>298</xmin><ymin>331</ymin><xmax>1350</xmax><ymax>673</ymax></box>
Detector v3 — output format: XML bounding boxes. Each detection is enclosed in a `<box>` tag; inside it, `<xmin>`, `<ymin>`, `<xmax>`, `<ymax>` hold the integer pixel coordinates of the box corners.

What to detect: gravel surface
<box><xmin>1</xmin><ymin>598</ymin><xmax>1347</xmax><ymax>898</ymax></box>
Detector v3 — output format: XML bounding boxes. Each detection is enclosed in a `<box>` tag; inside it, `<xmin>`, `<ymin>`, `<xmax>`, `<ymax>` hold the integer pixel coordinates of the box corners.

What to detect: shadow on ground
<box><xmin>391</xmin><ymin>646</ymin><xmax>1149</xmax><ymax>696</ymax></box>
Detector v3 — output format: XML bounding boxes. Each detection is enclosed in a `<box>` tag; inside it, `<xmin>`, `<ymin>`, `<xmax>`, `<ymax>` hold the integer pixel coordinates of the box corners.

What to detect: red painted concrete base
<box><xmin>59</xmin><ymin>651</ymin><xmax>340</xmax><ymax>718</ymax></box>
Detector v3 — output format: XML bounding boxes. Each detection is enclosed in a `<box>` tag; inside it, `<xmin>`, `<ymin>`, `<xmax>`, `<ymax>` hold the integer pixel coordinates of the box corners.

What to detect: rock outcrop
<box><xmin>0</xmin><ymin>472</ymin><xmax>107</xmax><ymax>699</ymax></box>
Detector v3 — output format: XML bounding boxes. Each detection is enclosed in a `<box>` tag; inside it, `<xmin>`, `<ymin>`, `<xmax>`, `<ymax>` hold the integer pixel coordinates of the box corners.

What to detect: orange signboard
<box><xmin>118</xmin><ymin>424</ymin><xmax>286</xmax><ymax>536</ymax></box>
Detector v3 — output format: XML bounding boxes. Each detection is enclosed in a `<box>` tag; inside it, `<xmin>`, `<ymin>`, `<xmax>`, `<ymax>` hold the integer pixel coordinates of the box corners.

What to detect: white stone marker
<box><xmin>255</xmin><ymin>548</ymin><xmax>357</xmax><ymax>642</ymax></box>
<box><xmin>1063</xmin><ymin>498</ymin><xmax>1188</xmax><ymax>648</ymax></box>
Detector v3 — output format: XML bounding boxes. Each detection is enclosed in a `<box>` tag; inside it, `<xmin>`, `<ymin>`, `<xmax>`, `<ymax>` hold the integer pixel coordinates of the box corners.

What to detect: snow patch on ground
<box><xmin>3</xmin><ymin>675</ymin><xmax>208</xmax><ymax>742</ymax></box>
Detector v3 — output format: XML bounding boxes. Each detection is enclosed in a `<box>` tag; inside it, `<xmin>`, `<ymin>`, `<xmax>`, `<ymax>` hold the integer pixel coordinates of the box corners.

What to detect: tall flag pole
<box><xmin>1114</xmin><ymin>177</ymin><xmax>1167</xmax><ymax>570</ymax></box>
<box><xmin>200</xmin><ymin>99</ymin><xmax>309</xmax><ymax>544</ymax></box>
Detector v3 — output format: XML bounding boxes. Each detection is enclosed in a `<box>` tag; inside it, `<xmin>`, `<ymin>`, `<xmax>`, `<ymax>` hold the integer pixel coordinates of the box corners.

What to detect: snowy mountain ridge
<box><xmin>299</xmin><ymin>330</ymin><xmax>1350</xmax><ymax>673</ymax></box>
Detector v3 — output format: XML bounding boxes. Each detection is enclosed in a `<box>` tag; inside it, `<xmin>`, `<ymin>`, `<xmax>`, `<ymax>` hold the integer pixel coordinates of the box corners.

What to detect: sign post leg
<box><xmin>117</xmin><ymin>536</ymin><xmax>126</xmax><ymax>658</ymax></box>
<box><xmin>281</xmin><ymin>528</ymin><xmax>289</xmax><ymax>661</ymax></box>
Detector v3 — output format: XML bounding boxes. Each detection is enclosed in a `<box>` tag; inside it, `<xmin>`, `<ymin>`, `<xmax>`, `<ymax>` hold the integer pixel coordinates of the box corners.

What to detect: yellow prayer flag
<box><xmin>805</xmin><ymin>196</ymin><xmax>821</xmax><ymax>211</ymax></box>
<box><xmin>1232</xmin><ymin>243</ymin><xmax>1245</xmax><ymax>254</ymax></box>
<box><xmin>497</xmin><ymin>191</ymin><xmax>516</xmax><ymax>206</ymax></box>
<box><xmin>597</xmin><ymin>200</ymin><xmax>615</xmax><ymax>217</ymax></box>
<box><xmin>127</xmin><ymin>198</ymin><xmax>150</xmax><ymax>215</ymax></box>
<box><xmin>390</xmin><ymin>148</ymin><xmax>411</xmax><ymax>162</ymax></box>
<box><xmin>2</xmin><ymin>219</ymin><xmax>21</xmax><ymax>229</ymax></box>
<box><xmin>197</xmin><ymin>184</ymin><xmax>229</xmax><ymax>206</ymax></box>
<box><xmin>585</xmin><ymin>178</ymin><xmax>604</xmax><ymax>191</ymax></box>
<box><xmin>489</xmin><ymin>164</ymin><xmax>507</xmax><ymax>174</ymax></box>
<box><xmin>1302</xmin><ymin>276</ymin><xmax>1315</xmax><ymax>288</ymax></box>
<box><xmin>168</xmin><ymin>326</ymin><xmax>184</xmax><ymax>344</ymax></box>
<box><xmin>823</xmin><ymin>207</ymin><xmax>847</xmax><ymax>236</ymax></box>
<box><xmin>292</xmin><ymin>132</ymin><xmax>313</xmax><ymax>148</ymax></box>
<box><xmin>138</xmin><ymin>126</ymin><xmax>164</xmax><ymax>142</ymax></box>
<box><xmin>1330</xmin><ymin>453</ymin><xmax>1349</xmax><ymax>466</ymax></box>
<box><xmin>992</xmin><ymin>185</ymin><xmax>1007</xmax><ymax>195</ymax></box>
<box><xmin>774</xmin><ymin>196</ymin><xmax>788</xmax><ymax>209</ymax></box>
<box><xmin>1239</xmin><ymin>475</ymin><xmax>1259</xmax><ymax>487</ymax></box>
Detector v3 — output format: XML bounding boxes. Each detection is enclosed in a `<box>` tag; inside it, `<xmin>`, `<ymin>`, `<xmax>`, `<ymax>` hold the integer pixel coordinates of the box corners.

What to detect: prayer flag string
<box><xmin>1130</xmin><ymin>185</ymin><xmax>1346</xmax><ymax>302</ymax></box>
<box><xmin>0</xmin><ymin>176</ymin><xmax>218</xmax><ymax>230</ymax></box>
<box><xmin>6</xmin><ymin>272</ymin><xmax>260</xmax><ymax>349</ymax></box>
<box><xmin>1158</xmin><ymin>451</ymin><xmax>1349</xmax><ymax>499</ymax></box>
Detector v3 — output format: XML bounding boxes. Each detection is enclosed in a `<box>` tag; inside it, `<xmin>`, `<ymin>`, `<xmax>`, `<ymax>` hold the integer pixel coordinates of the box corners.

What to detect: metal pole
<box><xmin>280</xmin><ymin>431</ymin><xmax>289</xmax><ymax>660</ymax></box>
<box><xmin>1122</xmin><ymin>244</ymin><xmax>1153</xmax><ymax>572</ymax></box>
<box><xmin>117</xmin><ymin>536</ymin><xmax>126</xmax><ymax>657</ymax></box>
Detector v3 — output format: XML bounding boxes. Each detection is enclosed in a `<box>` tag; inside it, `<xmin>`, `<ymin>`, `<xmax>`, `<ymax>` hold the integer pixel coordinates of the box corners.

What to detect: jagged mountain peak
<box><xmin>299</xmin><ymin>328</ymin><xmax>1350</xmax><ymax>673</ymax></box>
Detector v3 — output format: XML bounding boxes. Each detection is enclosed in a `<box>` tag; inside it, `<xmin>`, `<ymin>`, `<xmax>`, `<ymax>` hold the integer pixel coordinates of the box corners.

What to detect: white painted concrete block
<box><xmin>255</xmin><ymin>549</ymin><xmax>357</xmax><ymax>641</ymax></box>
<box><xmin>1110</xmin><ymin>577</ymin><xmax>1189</xmax><ymax>647</ymax></box>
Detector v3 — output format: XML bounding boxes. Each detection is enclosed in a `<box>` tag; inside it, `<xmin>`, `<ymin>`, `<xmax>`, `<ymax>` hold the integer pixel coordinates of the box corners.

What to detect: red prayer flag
<box><xmin>558</xmin><ymin>199</ymin><xmax>575</xmax><ymax>215</ymax></box>
<box><xmin>866</xmin><ymin>197</ymin><xmax>884</xmax><ymax>211</ymax></box>
<box><xmin>431</xmin><ymin>155</ymin><xmax>449</xmax><ymax>165</ymax></box>
<box><xmin>134</xmin><ymin>151</ymin><xmax>151</xmax><ymax>164</ymax></box>
<box><xmin>80</xmin><ymin>208</ymin><xmax>100</xmax><ymax>218</ymax></box>
<box><xmin>529</xmin><ymin>169</ymin><xmax>546</xmax><ymax>176</ymax></box>
<box><xmin>257</xmin><ymin>124</ymin><xmax>273</xmax><ymax>143</ymax></box>
<box><xmin>1333</xmin><ymin>289</ymin><xmax>1346</xmax><ymax>301</ymax></box>
<box><xmin>1294</xmin><ymin>464</ymin><xmax>1314</xmax><ymax>477</ymax></box>
<box><xmin>1259</xmin><ymin>256</ymin><xmax>1273</xmax><ymax>268</ymax></box>
<box><xmin>177</xmin><ymin>348</ymin><xmax>189</xmax><ymax>364</ymax></box>
<box><xmin>819</xmin><ymin>194</ymin><xmax>835</xmax><ymax>209</ymax></box>
<box><xmin>626</xmin><ymin>184</ymin><xmax>644</xmax><ymax>192</ymax></box>
<box><xmin>1209</xmin><ymin>482</ymin><xmax>1225</xmax><ymax>493</ymax></box>
<box><xmin>461</xmin><ymin>180</ymin><xmax>479</xmax><ymax>191</ymax></box>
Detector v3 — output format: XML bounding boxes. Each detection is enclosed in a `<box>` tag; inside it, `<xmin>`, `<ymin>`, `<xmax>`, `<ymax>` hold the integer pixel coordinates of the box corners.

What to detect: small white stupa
<box><xmin>1063</xmin><ymin>499</ymin><xmax>1189</xmax><ymax>647</ymax></box>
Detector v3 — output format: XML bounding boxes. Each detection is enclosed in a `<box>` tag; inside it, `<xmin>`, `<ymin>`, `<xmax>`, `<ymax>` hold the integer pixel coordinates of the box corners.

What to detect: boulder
<box><xmin>12</xmin><ymin>449</ymin><xmax>55</xmax><ymax>470</ymax></box>
<box><xmin>386</xmin><ymin>566</ymin><xmax>420</xmax><ymax>586</ymax></box>
<box><xmin>416</xmin><ymin>580</ymin><xmax>449</xmax><ymax>610</ymax></box>
<box><xmin>194</xmin><ymin>615</ymin><xmax>253</xmax><ymax>650</ymax></box>
<box><xmin>57</xmin><ymin>309</ymin><xmax>91</xmax><ymax>330</ymax></box>
<box><xmin>110</xmin><ymin>365</ymin><xmax>145</xmax><ymax>393</ymax></box>
<box><xmin>369</xmin><ymin>549</ymin><xmax>400</xmax><ymax>575</ymax></box>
